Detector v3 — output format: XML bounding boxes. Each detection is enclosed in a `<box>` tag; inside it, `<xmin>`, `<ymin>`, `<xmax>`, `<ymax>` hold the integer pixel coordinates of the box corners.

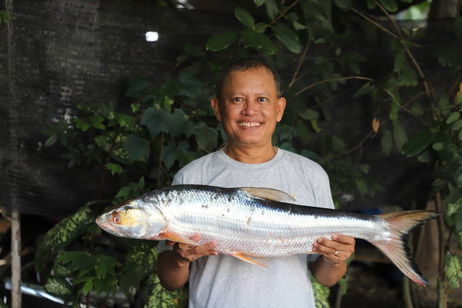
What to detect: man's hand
<box><xmin>166</xmin><ymin>234</ymin><xmax>218</xmax><ymax>267</ymax></box>
<box><xmin>312</xmin><ymin>234</ymin><xmax>355</xmax><ymax>267</ymax></box>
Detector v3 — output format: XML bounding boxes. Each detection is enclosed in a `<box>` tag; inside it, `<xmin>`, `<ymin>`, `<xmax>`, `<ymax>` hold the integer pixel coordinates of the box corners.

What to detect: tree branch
<box><xmin>350</xmin><ymin>7</ymin><xmax>399</xmax><ymax>39</ymax></box>
<box><xmin>289</xmin><ymin>39</ymin><xmax>310</xmax><ymax>88</ymax></box>
<box><xmin>295</xmin><ymin>76</ymin><xmax>373</xmax><ymax>96</ymax></box>
<box><xmin>268</xmin><ymin>0</ymin><xmax>301</xmax><ymax>26</ymax></box>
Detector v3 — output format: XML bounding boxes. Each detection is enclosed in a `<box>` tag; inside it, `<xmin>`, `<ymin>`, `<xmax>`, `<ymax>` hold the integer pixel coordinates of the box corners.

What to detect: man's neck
<box><xmin>224</xmin><ymin>143</ymin><xmax>277</xmax><ymax>164</ymax></box>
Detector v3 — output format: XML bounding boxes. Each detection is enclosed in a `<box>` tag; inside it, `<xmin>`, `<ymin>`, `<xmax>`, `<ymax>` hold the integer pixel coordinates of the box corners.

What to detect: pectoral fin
<box><xmin>157</xmin><ymin>231</ymin><xmax>199</xmax><ymax>246</ymax></box>
<box><xmin>230</xmin><ymin>251</ymin><xmax>267</xmax><ymax>267</ymax></box>
<box><xmin>240</xmin><ymin>187</ymin><xmax>295</xmax><ymax>202</ymax></box>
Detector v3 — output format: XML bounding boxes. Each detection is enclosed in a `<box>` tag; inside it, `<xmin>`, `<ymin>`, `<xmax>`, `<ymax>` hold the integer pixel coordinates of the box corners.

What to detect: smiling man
<box><xmin>157</xmin><ymin>57</ymin><xmax>355</xmax><ymax>308</ymax></box>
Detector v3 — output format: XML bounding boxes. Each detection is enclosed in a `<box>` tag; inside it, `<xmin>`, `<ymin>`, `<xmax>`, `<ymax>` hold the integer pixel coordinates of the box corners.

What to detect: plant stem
<box><xmin>435</xmin><ymin>192</ymin><xmax>447</xmax><ymax>308</ymax></box>
<box><xmin>374</xmin><ymin>1</ymin><xmax>435</xmax><ymax>101</ymax></box>
<box><xmin>295</xmin><ymin>76</ymin><xmax>373</xmax><ymax>96</ymax></box>
<box><xmin>268</xmin><ymin>0</ymin><xmax>301</xmax><ymax>26</ymax></box>
<box><xmin>350</xmin><ymin>7</ymin><xmax>399</xmax><ymax>39</ymax></box>
<box><xmin>322</xmin><ymin>130</ymin><xmax>375</xmax><ymax>163</ymax></box>
<box><xmin>289</xmin><ymin>39</ymin><xmax>310</xmax><ymax>89</ymax></box>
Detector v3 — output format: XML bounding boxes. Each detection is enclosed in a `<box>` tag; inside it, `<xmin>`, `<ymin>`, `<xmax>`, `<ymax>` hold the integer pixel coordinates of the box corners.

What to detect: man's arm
<box><xmin>157</xmin><ymin>236</ymin><xmax>217</xmax><ymax>291</ymax></box>
<box><xmin>309</xmin><ymin>234</ymin><xmax>355</xmax><ymax>287</ymax></box>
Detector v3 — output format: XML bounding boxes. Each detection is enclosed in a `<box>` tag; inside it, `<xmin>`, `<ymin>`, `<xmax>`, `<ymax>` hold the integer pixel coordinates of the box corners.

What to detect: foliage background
<box><xmin>2</xmin><ymin>0</ymin><xmax>462</xmax><ymax>307</ymax></box>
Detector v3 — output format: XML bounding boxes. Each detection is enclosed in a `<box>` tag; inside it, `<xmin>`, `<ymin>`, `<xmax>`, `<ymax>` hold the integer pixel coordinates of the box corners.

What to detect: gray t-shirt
<box><xmin>170</xmin><ymin>148</ymin><xmax>335</xmax><ymax>308</ymax></box>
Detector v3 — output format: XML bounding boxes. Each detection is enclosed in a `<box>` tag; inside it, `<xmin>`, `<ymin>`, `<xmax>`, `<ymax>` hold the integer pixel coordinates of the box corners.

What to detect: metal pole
<box><xmin>6</xmin><ymin>0</ymin><xmax>21</xmax><ymax>306</ymax></box>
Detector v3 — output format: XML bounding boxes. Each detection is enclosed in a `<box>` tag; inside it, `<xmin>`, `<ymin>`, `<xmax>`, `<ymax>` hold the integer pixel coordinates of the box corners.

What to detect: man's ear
<box><xmin>276</xmin><ymin>96</ymin><xmax>286</xmax><ymax>122</ymax></box>
<box><xmin>211</xmin><ymin>97</ymin><xmax>222</xmax><ymax>121</ymax></box>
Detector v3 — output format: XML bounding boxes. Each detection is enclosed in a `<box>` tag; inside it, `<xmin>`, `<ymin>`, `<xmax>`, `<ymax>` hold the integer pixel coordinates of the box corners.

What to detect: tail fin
<box><xmin>373</xmin><ymin>210</ymin><xmax>440</xmax><ymax>286</ymax></box>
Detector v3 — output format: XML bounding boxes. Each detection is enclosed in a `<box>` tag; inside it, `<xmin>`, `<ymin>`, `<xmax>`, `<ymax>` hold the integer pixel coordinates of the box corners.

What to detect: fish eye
<box><xmin>113</xmin><ymin>214</ymin><xmax>121</xmax><ymax>224</ymax></box>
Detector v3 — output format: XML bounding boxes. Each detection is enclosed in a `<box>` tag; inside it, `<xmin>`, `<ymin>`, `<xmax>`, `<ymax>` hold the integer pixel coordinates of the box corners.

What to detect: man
<box><xmin>157</xmin><ymin>58</ymin><xmax>355</xmax><ymax>307</ymax></box>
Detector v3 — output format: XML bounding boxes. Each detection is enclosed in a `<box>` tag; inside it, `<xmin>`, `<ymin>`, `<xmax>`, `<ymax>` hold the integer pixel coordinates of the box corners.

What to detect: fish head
<box><xmin>95</xmin><ymin>199</ymin><xmax>166</xmax><ymax>239</ymax></box>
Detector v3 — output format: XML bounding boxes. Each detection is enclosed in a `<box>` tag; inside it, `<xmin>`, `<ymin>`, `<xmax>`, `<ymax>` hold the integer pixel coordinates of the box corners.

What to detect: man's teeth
<box><xmin>239</xmin><ymin>122</ymin><xmax>261</xmax><ymax>127</ymax></box>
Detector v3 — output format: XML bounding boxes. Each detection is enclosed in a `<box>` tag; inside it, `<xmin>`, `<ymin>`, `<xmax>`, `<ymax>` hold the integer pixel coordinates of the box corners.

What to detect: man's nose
<box><xmin>241</xmin><ymin>99</ymin><xmax>259</xmax><ymax>115</ymax></box>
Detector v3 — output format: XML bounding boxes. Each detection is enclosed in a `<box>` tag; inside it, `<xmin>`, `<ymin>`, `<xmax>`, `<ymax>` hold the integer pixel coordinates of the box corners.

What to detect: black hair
<box><xmin>215</xmin><ymin>57</ymin><xmax>282</xmax><ymax>100</ymax></box>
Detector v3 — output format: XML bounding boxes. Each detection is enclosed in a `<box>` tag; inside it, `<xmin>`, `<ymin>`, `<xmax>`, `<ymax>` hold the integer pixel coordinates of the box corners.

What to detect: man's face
<box><xmin>211</xmin><ymin>66</ymin><xmax>286</xmax><ymax>149</ymax></box>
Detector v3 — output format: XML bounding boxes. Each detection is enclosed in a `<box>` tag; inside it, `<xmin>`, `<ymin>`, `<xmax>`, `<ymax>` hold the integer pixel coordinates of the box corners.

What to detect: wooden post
<box><xmin>6</xmin><ymin>0</ymin><xmax>21</xmax><ymax>306</ymax></box>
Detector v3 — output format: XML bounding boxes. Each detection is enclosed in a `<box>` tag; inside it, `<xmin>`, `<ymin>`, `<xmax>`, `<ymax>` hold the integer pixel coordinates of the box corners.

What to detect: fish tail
<box><xmin>372</xmin><ymin>210</ymin><xmax>440</xmax><ymax>286</ymax></box>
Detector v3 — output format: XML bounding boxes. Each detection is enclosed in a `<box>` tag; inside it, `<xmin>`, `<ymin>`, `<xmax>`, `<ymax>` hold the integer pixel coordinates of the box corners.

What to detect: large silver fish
<box><xmin>95</xmin><ymin>185</ymin><xmax>438</xmax><ymax>286</ymax></box>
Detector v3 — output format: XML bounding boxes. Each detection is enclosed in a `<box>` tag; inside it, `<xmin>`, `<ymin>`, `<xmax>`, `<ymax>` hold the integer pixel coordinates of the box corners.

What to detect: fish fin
<box><xmin>240</xmin><ymin>187</ymin><xmax>296</xmax><ymax>202</ymax></box>
<box><xmin>372</xmin><ymin>210</ymin><xmax>440</xmax><ymax>286</ymax></box>
<box><xmin>157</xmin><ymin>231</ymin><xmax>199</xmax><ymax>246</ymax></box>
<box><xmin>230</xmin><ymin>252</ymin><xmax>267</xmax><ymax>267</ymax></box>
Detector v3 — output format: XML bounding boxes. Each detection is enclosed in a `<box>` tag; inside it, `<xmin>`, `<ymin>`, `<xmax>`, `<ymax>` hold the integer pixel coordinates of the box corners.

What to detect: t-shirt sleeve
<box><xmin>314</xmin><ymin>166</ymin><xmax>335</xmax><ymax>210</ymax></box>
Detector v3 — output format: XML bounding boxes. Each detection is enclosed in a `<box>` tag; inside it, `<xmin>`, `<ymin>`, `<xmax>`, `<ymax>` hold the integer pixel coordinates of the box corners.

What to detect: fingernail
<box><xmin>332</xmin><ymin>235</ymin><xmax>338</xmax><ymax>240</ymax></box>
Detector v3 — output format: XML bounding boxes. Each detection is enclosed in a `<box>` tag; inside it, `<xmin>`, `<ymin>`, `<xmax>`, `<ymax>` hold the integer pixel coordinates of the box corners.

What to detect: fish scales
<box><xmin>96</xmin><ymin>184</ymin><xmax>439</xmax><ymax>285</ymax></box>
<box><xmin>144</xmin><ymin>186</ymin><xmax>387</xmax><ymax>257</ymax></box>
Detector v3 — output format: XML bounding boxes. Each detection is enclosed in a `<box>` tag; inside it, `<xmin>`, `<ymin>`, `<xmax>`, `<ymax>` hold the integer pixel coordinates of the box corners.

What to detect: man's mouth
<box><xmin>238</xmin><ymin>121</ymin><xmax>262</xmax><ymax>127</ymax></box>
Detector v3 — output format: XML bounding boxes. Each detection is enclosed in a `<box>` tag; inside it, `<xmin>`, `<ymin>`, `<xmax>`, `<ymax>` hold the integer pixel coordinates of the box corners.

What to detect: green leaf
<box><xmin>141</xmin><ymin>108</ymin><xmax>171</xmax><ymax>137</ymax></box>
<box><xmin>206</xmin><ymin>31</ymin><xmax>238</xmax><ymax>51</ymax></box>
<box><xmin>417</xmin><ymin>150</ymin><xmax>432</xmax><ymax>163</ymax></box>
<box><xmin>353</xmin><ymin>82</ymin><xmax>374</xmax><ymax>98</ymax></box>
<box><xmin>75</xmin><ymin>118</ymin><xmax>90</xmax><ymax>132</ymax></box>
<box><xmin>254</xmin><ymin>0</ymin><xmax>265</xmax><ymax>7</ymax></box>
<box><xmin>124</xmin><ymin>135</ymin><xmax>150</xmax><ymax>162</ymax></box>
<box><xmin>234</xmin><ymin>7</ymin><xmax>255</xmax><ymax>29</ymax></box>
<box><xmin>241</xmin><ymin>29</ymin><xmax>277</xmax><ymax>55</ymax></box>
<box><xmin>88</xmin><ymin>116</ymin><xmax>105</xmax><ymax>129</ymax></box>
<box><xmin>44</xmin><ymin>135</ymin><xmax>58</xmax><ymax>148</ymax></box>
<box><xmin>447</xmin><ymin>111</ymin><xmax>461</xmax><ymax>124</ymax></box>
<box><xmin>392</xmin><ymin>122</ymin><xmax>407</xmax><ymax>151</ymax></box>
<box><xmin>271</xmin><ymin>23</ymin><xmax>302</xmax><ymax>53</ymax></box>
<box><xmin>194</xmin><ymin>123</ymin><xmax>218</xmax><ymax>152</ymax></box>
<box><xmin>378</xmin><ymin>0</ymin><xmax>398</xmax><ymax>12</ymax></box>
<box><xmin>299</xmin><ymin>109</ymin><xmax>319</xmax><ymax>121</ymax></box>
<box><xmin>432</xmin><ymin>142</ymin><xmax>444</xmax><ymax>151</ymax></box>
<box><xmin>366</xmin><ymin>0</ymin><xmax>376</xmax><ymax>9</ymax></box>
<box><xmin>334</xmin><ymin>0</ymin><xmax>351</xmax><ymax>9</ymax></box>
<box><xmin>401</xmin><ymin>128</ymin><xmax>433</xmax><ymax>157</ymax></box>
<box><xmin>381</xmin><ymin>129</ymin><xmax>393</xmax><ymax>156</ymax></box>
<box><xmin>105</xmin><ymin>162</ymin><xmax>123</xmax><ymax>175</ymax></box>
<box><xmin>82</xmin><ymin>279</ymin><xmax>93</xmax><ymax>295</ymax></box>
<box><xmin>125</xmin><ymin>77</ymin><xmax>150</xmax><ymax>98</ymax></box>
<box><xmin>359</xmin><ymin>164</ymin><xmax>370</xmax><ymax>174</ymax></box>
<box><xmin>454</xmin><ymin>17</ymin><xmax>462</xmax><ymax>41</ymax></box>
<box><xmin>264</xmin><ymin>0</ymin><xmax>279</xmax><ymax>19</ymax></box>
<box><xmin>452</xmin><ymin>119</ymin><xmax>462</xmax><ymax>131</ymax></box>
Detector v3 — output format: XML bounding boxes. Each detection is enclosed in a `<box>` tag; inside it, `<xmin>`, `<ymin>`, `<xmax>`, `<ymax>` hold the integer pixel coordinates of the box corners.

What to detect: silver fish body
<box><xmin>96</xmin><ymin>185</ymin><xmax>438</xmax><ymax>285</ymax></box>
<box><xmin>144</xmin><ymin>185</ymin><xmax>388</xmax><ymax>257</ymax></box>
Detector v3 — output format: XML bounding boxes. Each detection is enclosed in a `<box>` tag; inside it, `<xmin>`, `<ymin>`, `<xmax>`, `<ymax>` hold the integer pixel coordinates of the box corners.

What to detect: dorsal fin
<box><xmin>240</xmin><ymin>187</ymin><xmax>296</xmax><ymax>202</ymax></box>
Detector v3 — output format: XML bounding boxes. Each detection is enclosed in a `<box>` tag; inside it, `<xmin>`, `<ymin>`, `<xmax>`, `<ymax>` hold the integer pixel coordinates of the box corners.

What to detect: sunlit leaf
<box><xmin>234</xmin><ymin>7</ymin><xmax>255</xmax><ymax>29</ymax></box>
<box><xmin>271</xmin><ymin>23</ymin><xmax>302</xmax><ymax>53</ymax></box>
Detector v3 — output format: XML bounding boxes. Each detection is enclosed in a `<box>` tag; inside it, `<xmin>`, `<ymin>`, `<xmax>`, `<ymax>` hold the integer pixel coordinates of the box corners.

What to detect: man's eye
<box><xmin>231</xmin><ymin>97</ymin><xmax>243</xmax><ymax>103</ymax></box>
<box><xmin>258</xmin><ymin>97</ymin><xmax>268</xmax><ymax>102</ymax></box>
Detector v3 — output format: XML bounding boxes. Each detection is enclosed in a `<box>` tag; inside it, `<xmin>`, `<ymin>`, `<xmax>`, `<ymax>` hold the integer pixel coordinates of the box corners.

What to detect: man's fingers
<box><xmin>332</xmin><ymin>234</ymin><xmax>355</xmax><ymax>245</ymax></box>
